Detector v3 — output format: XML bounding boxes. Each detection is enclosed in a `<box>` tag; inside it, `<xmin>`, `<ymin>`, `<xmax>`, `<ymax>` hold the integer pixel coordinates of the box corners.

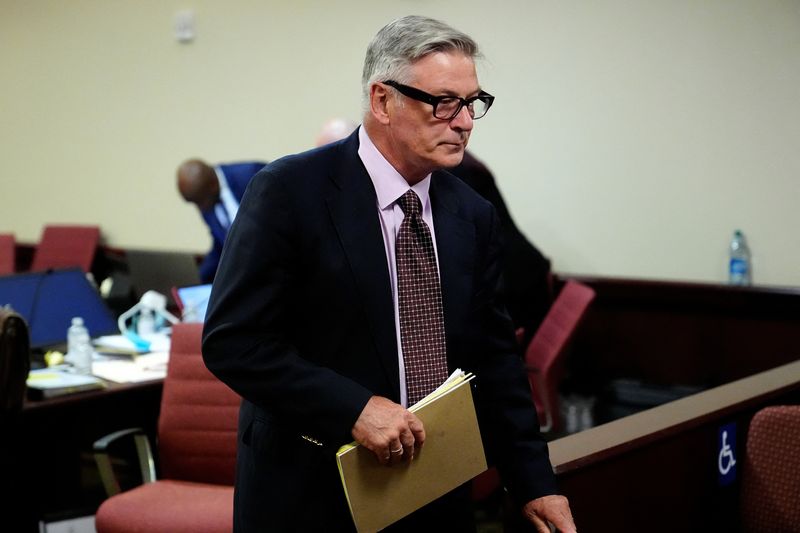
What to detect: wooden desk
<box><xmin>2</xmin><ymin>379</ymin><xmax>163</xmax><ymax>532</ymax></box>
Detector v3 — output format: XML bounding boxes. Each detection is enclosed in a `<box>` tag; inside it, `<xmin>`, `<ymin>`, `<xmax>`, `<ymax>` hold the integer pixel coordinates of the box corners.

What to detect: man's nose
<box><xmin>449</xmin><ymin>104</ymin><xmax>474</xmax><ymax>131</ymax></box>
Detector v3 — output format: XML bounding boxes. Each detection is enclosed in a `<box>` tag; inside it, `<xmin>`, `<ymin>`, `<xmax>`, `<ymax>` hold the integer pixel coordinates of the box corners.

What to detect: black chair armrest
<box><xmin>93</xmin><ymin>427</ymin><xmax>156</xmax><ymax>496</ymax></box>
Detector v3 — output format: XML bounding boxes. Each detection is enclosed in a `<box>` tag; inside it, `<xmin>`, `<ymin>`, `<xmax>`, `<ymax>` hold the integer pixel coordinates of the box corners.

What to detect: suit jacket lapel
<box><xmin>430</xmin><ymin>173</ymin><xmax>476</xmax><ymax>346</ymax></box>
<box><xmin>325</xmin><ymin>134</ymin><xmax>401</xmax><ymax>399</ymax></box>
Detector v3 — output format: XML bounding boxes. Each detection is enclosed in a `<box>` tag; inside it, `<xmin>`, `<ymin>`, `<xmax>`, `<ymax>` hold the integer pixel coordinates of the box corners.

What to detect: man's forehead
<box><xmin>408</xmin><ymin>52</ymin><xmax>480</xmax><ymax>93</ymax></box>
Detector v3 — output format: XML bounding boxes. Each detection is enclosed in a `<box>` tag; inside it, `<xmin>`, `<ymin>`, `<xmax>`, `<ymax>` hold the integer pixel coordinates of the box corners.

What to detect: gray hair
<box><xmin>361</xmin><ymin>16</ymin><xmax>481</xmax><ymax>110</ymax></box>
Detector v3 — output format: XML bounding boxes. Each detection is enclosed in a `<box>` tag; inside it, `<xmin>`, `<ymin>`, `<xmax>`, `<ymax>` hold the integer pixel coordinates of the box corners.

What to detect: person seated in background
<box><xmin>315</xmin><ymin>121</ymin><xmax>551</xmax><ymax>339</ymax></box>
<box><xmin>448</xmin><ymin>152</ymin><xmax>552</xmax><ymax>341</ymax></box>
<box><xmin>316</xmin><ymin>117</ymin><xmax>358</xmax><ymax>146</ymax></box>
<box><xmin>176</xmin><ymin>159</ymin><xmax>267</xmax><ymax>283</ymax></box>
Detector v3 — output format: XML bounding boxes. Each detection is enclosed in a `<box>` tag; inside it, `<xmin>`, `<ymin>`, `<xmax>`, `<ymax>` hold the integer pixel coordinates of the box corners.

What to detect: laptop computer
<box><xmin>0</xmin><ymin>268</ymin><xmax>119</xmax><ymax>349</ymax></box>
<box><xmin>126</xmin><ymin>250</ymin><xmax>201</xmax><ymax>303</ymax></box>
<box><xmin>172</xmin><ymin>283</ymin><xmax>213</xmax><ymax>323</ymax></box>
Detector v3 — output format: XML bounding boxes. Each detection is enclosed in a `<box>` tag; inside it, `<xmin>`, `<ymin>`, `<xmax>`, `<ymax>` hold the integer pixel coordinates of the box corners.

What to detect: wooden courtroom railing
<box><xmin>548</xmin><ymin>359</ymin><xmax>800</xmax><ymax>533</ymax></box>
<box><xmin>556</xmin><ymin>275</ymin><xmax>800</xmax><ymax>413</ymax></box>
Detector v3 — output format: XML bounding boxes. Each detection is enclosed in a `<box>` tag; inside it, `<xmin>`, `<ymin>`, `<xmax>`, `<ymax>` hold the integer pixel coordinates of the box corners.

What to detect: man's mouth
<box><xmin>440</xmin><ymin>140</ymin><xmax>465</xmax><ymax>148</ymax></box>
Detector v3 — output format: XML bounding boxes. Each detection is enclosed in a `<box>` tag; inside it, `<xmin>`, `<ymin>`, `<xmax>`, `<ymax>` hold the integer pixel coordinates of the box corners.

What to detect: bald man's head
<box><xmin>177</xmin><ymin>159</ymin><xmax>220</xmax><ymax>211</ymax></box>
<box><xmin>316</xmin><ymin>118</ymin><xmax>358</xmax><ymax>147</ymax></box>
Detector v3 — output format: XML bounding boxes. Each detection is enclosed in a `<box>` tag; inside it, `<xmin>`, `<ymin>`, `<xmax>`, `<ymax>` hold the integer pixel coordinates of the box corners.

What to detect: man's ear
<box><xmin>369</xmin><ymin>83</ymin><xmax>392</xmax><ymax>125</ymax></box>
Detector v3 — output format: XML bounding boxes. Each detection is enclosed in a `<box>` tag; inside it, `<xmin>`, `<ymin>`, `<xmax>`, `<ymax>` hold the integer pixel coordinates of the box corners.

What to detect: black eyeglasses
<box><xmin>383</xmin><ymin>80</ymin><xmax>494</xmax><ymax>121</ymax></box>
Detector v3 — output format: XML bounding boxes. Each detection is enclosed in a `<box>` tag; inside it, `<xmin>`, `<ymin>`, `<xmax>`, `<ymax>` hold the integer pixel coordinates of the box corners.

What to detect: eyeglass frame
<box><xmin>382</xmin><ymin>80</ymin><xmax>495</xmax><ymax>121</ymax></box>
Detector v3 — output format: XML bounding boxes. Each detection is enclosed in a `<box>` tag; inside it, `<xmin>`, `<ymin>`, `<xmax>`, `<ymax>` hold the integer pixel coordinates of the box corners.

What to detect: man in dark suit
<box><xmin>176</xmin><ymin>158</ymin><xmax>267</xmax><ymax>282</ymax></box>
<box><xmin>203</xmin><ymin>15</ymin><xmax>575</xmax><ymax>533</ymax></box>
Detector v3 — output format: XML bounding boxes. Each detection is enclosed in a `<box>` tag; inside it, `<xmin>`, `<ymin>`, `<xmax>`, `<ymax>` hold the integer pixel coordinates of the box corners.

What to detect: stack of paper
<box><xmin>336</xmin><ymin>370</ymin><xmax>487</xmax><ymax>532</ymax></box>
<box><xmin>91</xmin><ymin>351</ymin><xmax>169</xmax><ymax>383</ymax></box>
<box><xmin>90</xmin><ymin>333</ymin><xmax>170</xmax><ymax>383</ymax></box>
<box><xmin>26</xmin><ymin>368</ymin><xmax>106</xmax><ymax>400</ymax></box>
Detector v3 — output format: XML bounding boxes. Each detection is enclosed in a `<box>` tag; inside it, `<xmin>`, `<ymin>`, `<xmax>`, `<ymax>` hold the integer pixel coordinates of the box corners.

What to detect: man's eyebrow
<box><xmin>438</xmin><ymin>87</ymin><xmax>482</xmax><ymax>98</ymax></box>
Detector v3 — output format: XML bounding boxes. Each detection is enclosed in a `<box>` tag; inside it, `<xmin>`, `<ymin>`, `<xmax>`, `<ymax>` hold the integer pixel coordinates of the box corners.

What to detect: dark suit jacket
<box><xmin>198</xmin><ymin>161</ymin><xmax>267</xmax><ymax>283</ymax></box>
<box><xmin>202</xmin><ymin>132</ymin><xmax>556</xmax><ymax>532</ymax></box>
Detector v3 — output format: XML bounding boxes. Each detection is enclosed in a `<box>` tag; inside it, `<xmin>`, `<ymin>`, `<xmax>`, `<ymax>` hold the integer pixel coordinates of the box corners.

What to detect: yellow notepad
<box><xmin>336</xmin><ymin>371</ymin><xmax>487</xmax><ymax>532</ymax></box>
<box><xmin>26</xmin><ymin>368</ymin><xmax>106</xmax><ymax>399</ymax></box>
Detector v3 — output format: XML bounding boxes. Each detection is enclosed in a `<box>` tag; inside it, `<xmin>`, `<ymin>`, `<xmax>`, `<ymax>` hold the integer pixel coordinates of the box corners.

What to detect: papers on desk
<box><xmin>91</xmin><ymin>351</ymin><xmax>169</xmax><ymax>383</ymax></box>
<box><xmin>26</xmin><ymin>368</ymin><xmax>106</xmax><ymax>400</ymax></box>
<box><xmin>336</xmin><ymin>370</ymin><xmax>487</xmax><ymax>532</ymax></box>
<box><xmin>91</xmin><ymin>333</ymin><xmax>170</xmax><ymax>383</ymax></box>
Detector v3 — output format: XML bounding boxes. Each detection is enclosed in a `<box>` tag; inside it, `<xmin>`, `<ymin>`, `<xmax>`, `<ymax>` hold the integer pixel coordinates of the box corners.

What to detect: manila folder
<box><xmin>336</xmin><ymin>379</ymin><xmax>487</xmax><ymax>532</ymax></box>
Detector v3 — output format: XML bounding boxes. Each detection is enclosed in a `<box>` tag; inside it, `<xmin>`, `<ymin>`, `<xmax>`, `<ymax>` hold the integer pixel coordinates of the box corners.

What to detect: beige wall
<box><xmin>2</xmin><ymin>0</ymin><xmax>798</xmax><ymax>286</ymax></box>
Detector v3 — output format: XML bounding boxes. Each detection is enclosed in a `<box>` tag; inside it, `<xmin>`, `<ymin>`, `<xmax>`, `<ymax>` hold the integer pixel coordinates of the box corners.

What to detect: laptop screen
<box><xmin>126</xmin><ymin>250</ymin><xmax>201</xmax><ymax>301</ymax></box>
<box><xmin>0</xmin><ymin>268</ymin><xmax>119</xmax><ymax>348</ymax></box>
<box><xmin>175</xmin><ymin>283</ymin><xmax>213</xmax><ymax>323</ymax></box>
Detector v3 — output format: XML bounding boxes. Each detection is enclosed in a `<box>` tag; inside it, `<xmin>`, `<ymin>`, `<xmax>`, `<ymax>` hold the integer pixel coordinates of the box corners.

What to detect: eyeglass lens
<box><xmin>435</xmin><ymin>97</ymin><xmax>490</xmax><ymax>120</ymax></box>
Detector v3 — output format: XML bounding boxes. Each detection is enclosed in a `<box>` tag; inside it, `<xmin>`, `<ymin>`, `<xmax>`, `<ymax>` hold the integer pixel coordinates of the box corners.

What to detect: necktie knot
<box><xmin>397</xmin><ymin>190</ymin><xmax>422</xmax><ymax>217</ymax></box>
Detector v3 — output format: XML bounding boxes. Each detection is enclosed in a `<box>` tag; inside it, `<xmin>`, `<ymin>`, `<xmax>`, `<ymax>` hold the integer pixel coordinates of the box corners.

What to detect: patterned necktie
<box><xmin>396</xmin><ymin>190</ymin><xmax>448</xmax><ymax>405</ymax></box>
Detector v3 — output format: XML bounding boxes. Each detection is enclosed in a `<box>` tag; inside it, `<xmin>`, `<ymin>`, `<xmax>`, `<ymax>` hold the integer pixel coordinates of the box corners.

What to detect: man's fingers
<box><xmin>398</xmin><ymin>428</ymin><xmax>416</xmax><ymax>460</ymax></box>
<box><xmin>529</xmin><ymin>514</ymin><xmax>550</xmax><ymax>533</ymax></box>
<box><xmin>549</xmin><ymin>510</ymin><xmax>576</xmax><ymax>533</ymax></box>
<box><xmin>401</xmin><ymin>441</ymin><xmax>414</xmax><ymax>461</ymax></box>
<box><xmin>380</xmin><ymin>453</ymin><xmax>390</xmax><ymax>465</ymax></box>
<box><xmin>369</xmin><ymin>439</ymin><xmax>393</xmax><ymax>465</ymax></box>
<box><xmin>523</xmin><ymin>495</ymin><xmax>576</xmax><ymax>533</ymax></box>
<box><xmin>384</xmin><ymin>440</ymin><xmax>402</xmax><ymax>464</ymax></box>
<box><xmin>351</xmin><ymin>396</ymin><xmax>427</xmax><ymax>466</ymax></box>
<box><xmin>408</xmin><ymin>414</ymin><xmax>426</xmax><ymax>447</ymax></box>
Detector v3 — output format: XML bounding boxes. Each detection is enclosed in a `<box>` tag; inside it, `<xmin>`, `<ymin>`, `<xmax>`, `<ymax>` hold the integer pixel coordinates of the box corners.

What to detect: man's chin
<box><xmin>436</xmin><ymin>146</ymin><xmax>466</xmax><ymax>168</ymax></box>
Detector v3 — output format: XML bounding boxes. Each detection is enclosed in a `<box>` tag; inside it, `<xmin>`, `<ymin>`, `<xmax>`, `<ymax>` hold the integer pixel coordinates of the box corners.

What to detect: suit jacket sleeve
<box><xmin>198</xmin><ymin>236</ymin><xmax>222</xmax><ymax>284</ymax></box>
<box><xmin>218</xmin><ymin>161</ymin><xmax>268</xmax><ymax>201</ymax></box>
<box><xmin>202</xmin><ymin>164</ymin><xmax>374</xmax><ymax>446</ymax></box>
<box><xmin>463</xmin><ymin>196</ymin><xmax>559</xmax><ymax>504</ymax></box>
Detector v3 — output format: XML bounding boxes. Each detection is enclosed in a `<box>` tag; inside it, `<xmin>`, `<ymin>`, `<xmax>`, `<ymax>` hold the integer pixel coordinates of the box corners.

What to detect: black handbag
<box><xmin>0</xmin><ymin>307</ymin><xmax>30</xmax><ymax>412</ymax></box>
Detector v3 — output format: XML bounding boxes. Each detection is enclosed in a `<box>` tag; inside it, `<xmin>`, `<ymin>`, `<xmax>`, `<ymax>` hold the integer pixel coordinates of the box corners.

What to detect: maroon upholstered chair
<box><xmin>93</xmin><ymin>323</ymin><xmax>240</xmax><ymax>533</ymax></box>
<box><xmin>472</xmin><ymin>280</ymin><xmax>595</xmax><ymax>502</ymax></box>
<box><xmin>30</xmin><ymin>224</ymin><xmax>100</xmax><ymax>273</ymax></box>
<box><xmin>523</xmin><ymin>280</ymin><xmax>595</xmax><ymax>433</ymax></box>
<box><xmin>740</xmin><ymin>405</ymin><xmax>800</xmax><ymax>532</ymax></box>
<box><xmin>0</xmin><ymin>233</ymin><xmax>15</xmax><ymax>275</ymax></box>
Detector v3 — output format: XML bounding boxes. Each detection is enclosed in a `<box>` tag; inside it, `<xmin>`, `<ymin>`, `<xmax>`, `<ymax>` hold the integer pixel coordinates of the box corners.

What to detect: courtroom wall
<box><xmin>2</xmin><ymin>0</ymin><xmax>798</xmax><ymax>286</ymax></box>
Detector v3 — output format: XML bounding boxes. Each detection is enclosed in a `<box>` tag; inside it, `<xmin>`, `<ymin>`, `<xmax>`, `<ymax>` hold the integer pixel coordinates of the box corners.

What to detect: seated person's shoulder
<box><xmin>251</xmin><ymin>143</ymin><xmax>342</xmax><ymax>192</ymax></box>
<box><xmin>436</xmin><ymin>168</ymin><xmax>496</xmax><ymax>217</ymax></box>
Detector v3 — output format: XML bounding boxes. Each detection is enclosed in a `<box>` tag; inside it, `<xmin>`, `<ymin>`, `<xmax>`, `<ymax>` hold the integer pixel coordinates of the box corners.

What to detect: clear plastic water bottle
<box><xmin>729</xmin><ymin>230</ymin><xmax>752</xmax><ymax>286</ymax></box>
<box><xmin>67</xmin><ymin>317</ymin><xmax>93</xmax><ymax>374</ymax></box>
<box><xmin>137</xmin><ymin>308</ymin><xmax>156</xmax><ymax>336</ymax></box>
<box><xmin>67</xmin><ymin>317</ymin><xmax>87</xmax><ymax>357</ymax></box>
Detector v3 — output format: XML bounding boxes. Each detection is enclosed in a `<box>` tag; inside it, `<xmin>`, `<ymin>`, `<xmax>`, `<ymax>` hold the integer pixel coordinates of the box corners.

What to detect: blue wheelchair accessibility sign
<box><xmin>718</xmin><ymin>422</ymin><xmax>737</xmax><ymax>486</ymax></box>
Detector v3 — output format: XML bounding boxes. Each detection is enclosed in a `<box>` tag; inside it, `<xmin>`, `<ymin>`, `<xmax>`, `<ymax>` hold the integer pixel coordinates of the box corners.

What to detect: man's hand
<box><xmin>522</xmin><ymin>495</ymin><xmax>576</xmax><ymax>533</ymax></box>
<box><xmin>351</xmin><ymin>396</ymin><xmax>425</xmax><ymax>465</ymax></box>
